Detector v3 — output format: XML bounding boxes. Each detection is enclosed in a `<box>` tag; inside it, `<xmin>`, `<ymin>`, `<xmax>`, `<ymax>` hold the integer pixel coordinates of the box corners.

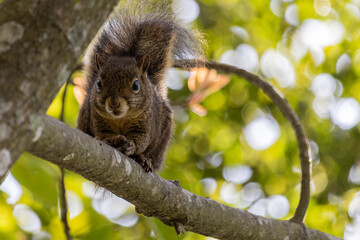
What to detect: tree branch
<box><xmin>27</xmin><ymin>116</ymin><xmax>334</xmax><ymax>240</ymax></box>
<box><xmin>174</xmin><ymin>60</ymin><xmax>311</xmax><ymax>224</ymax></box>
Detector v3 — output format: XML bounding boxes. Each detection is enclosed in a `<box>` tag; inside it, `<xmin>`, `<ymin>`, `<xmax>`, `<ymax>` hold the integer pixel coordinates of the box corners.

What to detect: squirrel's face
<box><xmin>92</xmin><ymin>56</ymin><xmax>151</xmax><ymax>119</ymax></box>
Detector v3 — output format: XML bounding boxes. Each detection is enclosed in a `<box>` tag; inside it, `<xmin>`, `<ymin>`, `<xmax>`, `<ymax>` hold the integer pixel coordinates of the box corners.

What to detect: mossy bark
<box><xmin>0</xmin><ymin>0</ymin><xmax>118</xmax><ymax>181</ymax></box>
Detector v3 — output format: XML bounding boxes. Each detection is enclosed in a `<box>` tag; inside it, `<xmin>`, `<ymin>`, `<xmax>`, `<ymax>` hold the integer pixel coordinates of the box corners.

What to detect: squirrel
<box><xmin>77</xmin><ymin>2</ymin><xmax>203</xmax><ymax>172</ymax></box>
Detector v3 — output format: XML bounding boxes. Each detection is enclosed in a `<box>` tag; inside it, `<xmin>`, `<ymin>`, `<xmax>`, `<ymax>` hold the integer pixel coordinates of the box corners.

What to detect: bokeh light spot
<box><xmin>260</xmin><ymin>49</ymin><xmax>295</xmax><ymax>88</ymax></box>
<box><xmin>222</xmin><ymin>165</ymin><xmax>253</xmax><ymax>184</ymax></box>
<box><xmin>200</xmin><ymin>178</ymin><xmax>217</xmax><ymax>196</ymax></box>
<box><xmin>348</xmin><ymin>192</ymin><xmax>360</xmax><ymax>219</ymax></box>
<box><xmin>0</xmin><ymin>173</ymin><xmax>22</xmax><ymax>204</ymax></box>
<box><xmin>267</xmin><ymin>195</ymin><xmax>290</xmax><ymax>219</ymax></box>
<box><xmin>244</xmin><ymin>115</ymin><xmax>280</xmax><ymax>150</ymax></box>
<box><xmin>230</xmin><ymin>26</ymin><xmax>250</xmax><ymax>41</ymax></box>
<box><xmin>109</xmin><ymin>213</ymin><xmax>139</xmax><ymax>227</ymax></box>
<box><xmin>285</xmin><ymin>4</ymin><xmax>299</xmax><ymax>26</ymax></box>
<box><xmin>206</xmin><ymin>152</ymin><xmax>223</xmax><ymax>168</ymax></box>
<box><xmin>172</xmin><ymin>0</ymin><xmax>200</xmax><ymax>23</ymax></box>
<box><xmin>349</xmin><ymin>164</ymin><xmax>360</xmax><ymax>185</ymax></box>
<box><xmin>312</xmin><ymin>95</ymin><xmax>335</xmax><ymax>119</ymax></box>
<box><xmin>330</xmin><ymin>98</ymin><xmax>360</xmax><ymax>130</ymax></box>
<box><xmin>13</xmin><ymin>204</ymin><xmax>41</xmax><ymax>233</ymax></box>
<box><xmin>220</xmin><ymin>182</ymin><xmax>241</xmax><ymax>204</ymax></box>
<box><xmin>270</xmin><ymin>0</ymin><xmax>282</xmax><ymax>17</ymax></box>
<box><xmin>167</xmin><ymin>69</ymin><xmax>188</xmax><ymax>90</ymax></box>
<box><xmin>300</xmin><ymin>19</ymin><xmax>344</xmax><ymax>49</ymax></box>
<box><xmin>220</xmin><ymin>44</ymin><xmax>258</xmax><ymax>73</ymax></box>
<box><xmin>336</xmin><ymin>54</ymin><xmax>351</xmax><ymax>74</ymax></box>
<box><xmin>241</xmin><ymin>182</ymin><xmax>263</xmax><ymax>202</ymax></box>
<box><xmin>314</xmin><ymin>0</ymin><xmax>331</xmax><ymax>16</ymax></box>
<box><xmin>248</xmin><ymin>198</ymin><xmax>267</xmax><ymax>217</ymax></box>
<box><xmin>66</xmin><ymin>191</ymin><xmax>84</xmax><ymax>219</ymax></box>
<box><xmin>311</xmin><ymin>73</ymin><xmax>336</xmax><ymax>98</ymax></box>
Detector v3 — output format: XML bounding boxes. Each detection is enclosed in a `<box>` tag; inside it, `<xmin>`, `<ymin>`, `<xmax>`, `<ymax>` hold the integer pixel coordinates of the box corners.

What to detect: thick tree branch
<box><xmin>174</xmin><ymin>60</ymin><xmax>311</xmax><ymax>224</ymax></box>
<box><xmin>0</xmin><ymin>0</ymin><xmax>118</xmax><ymax>182</ymax></box>
<box><xmin>27</xmin><ymin>116</ymin><xmax>334</xmax><ymax>240</ymax></box>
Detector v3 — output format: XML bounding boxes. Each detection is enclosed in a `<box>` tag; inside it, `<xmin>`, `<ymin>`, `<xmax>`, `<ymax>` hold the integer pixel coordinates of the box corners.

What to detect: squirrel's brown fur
<box><xmin>77</xmin><ymin>2</ymin><xmax>203</xmax><ymax>172</ymax></box>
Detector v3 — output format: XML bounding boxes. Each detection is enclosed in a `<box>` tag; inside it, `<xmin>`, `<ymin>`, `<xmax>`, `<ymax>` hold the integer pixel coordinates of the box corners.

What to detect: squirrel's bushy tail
<box><xmin>84</xmin><ymin>0</ymin><xmax>204</xmax><ymax>98</ymax></box>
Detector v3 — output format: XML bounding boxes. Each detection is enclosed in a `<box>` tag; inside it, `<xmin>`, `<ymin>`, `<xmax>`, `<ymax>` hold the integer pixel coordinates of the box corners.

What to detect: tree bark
<box><xmin>0</xmin><ymin>0</ymin><xmax>118</xmax><ymax>182</ymax></box>
<box><xmin>27</xmin><ymin>115</ymin><xmax>340</xmax><ymax>240</ymax></box>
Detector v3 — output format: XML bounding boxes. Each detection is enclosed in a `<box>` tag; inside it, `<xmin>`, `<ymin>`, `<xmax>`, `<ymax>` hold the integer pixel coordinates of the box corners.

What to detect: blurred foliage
<box><xmin>1</xmin><ymin>0</ymin><xmax>360</xmax><ymax>239</ymax></box>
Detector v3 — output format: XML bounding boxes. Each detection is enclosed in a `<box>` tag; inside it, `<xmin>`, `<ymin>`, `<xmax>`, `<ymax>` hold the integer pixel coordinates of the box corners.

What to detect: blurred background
<box><xmin>1</xmin><ymin>0</ymin><xmax>360</xmax><ymax>239</ymax></box>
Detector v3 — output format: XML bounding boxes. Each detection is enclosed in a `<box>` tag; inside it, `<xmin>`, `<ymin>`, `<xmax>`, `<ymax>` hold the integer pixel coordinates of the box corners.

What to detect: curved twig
<box><xmin>173</xmin><ymin>59</ymin><xmax>311</xmax><ymax>224</ymax></box>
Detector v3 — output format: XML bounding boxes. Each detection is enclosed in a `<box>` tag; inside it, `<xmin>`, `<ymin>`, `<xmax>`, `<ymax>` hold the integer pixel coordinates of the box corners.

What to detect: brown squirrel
<box><xmin>77</xmin><ymin>3</ymin><xmax>203</xmax><ymax>172</ymax></box>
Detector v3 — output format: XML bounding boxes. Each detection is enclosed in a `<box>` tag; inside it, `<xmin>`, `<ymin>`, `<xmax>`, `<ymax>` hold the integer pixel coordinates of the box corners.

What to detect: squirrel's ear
<box><xmin>140</xmin><ymin>54</ymin><xmax>150</xmax><ymax>73</ymax></box>
<box><xmin>95</xmin><ymin>53</ymin><xmax>101</xmax><ymax>71</ymax></box>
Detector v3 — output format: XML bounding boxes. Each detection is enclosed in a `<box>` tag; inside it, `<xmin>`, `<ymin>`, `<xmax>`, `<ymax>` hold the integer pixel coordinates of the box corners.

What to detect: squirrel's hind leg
<box><xmin>132</xmin><ymin>154</ymin><xmax>154</xmax><ymax>172</ymax></box>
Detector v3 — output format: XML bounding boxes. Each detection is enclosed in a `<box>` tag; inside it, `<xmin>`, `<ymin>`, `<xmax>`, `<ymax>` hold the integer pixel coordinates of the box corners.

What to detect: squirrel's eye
<box><xmin>131</xmin><ymin>80</ymin><xmax>140</xmax><ymax>92</ymax></box>
<box><xmin>96</xmin><ymin>79</ymin><xmax>102</xmax><ymax>90</ymax></box>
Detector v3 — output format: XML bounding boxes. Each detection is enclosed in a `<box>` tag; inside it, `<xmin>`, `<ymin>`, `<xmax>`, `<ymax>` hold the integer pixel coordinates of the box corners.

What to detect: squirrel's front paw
<box><xmin>103</xmin><ymin>135</ymin><xmax>135</xmax><ymax>156</ymax></box>
<box><xmin>118</xmin><ymin>140</ymin><xmax>135</xmax><ymax>156</ymax></box>
<box><xmin>133</xmin><ymin>154</ymin><xmax>153</xmax><ymax>172</ymax></box>
<box><xmin>103</xmin><ymin>134</ymin><xmax>126</xmax><ymax>147</ymax></box>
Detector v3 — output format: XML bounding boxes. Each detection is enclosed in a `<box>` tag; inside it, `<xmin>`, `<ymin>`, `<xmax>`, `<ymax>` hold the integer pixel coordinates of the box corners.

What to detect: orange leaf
<box><xmin>187</xmin><ymin>67</ymin><xmax>230</xmax><ymax>106</ymax></box>
<box><xmin>73</xmin><ymin>76</ymin><xmax>87</xmax><ymax>105</ymax></box>
<box><xmin>190</xmin><ymin>103</ymin><xmax>207</xmax><ymax>117</ymax></box>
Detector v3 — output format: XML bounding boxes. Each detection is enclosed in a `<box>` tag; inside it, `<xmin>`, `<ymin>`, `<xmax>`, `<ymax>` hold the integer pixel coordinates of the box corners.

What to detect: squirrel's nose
<box><xmin>106</xmin><ymin>97</ymin><xmax>120</xmax><ymax>109</ymax></box>
<box><xmin>108</xmin><ymin>98</ymin><xmax>120</xmax><ymax>108</ymax></box>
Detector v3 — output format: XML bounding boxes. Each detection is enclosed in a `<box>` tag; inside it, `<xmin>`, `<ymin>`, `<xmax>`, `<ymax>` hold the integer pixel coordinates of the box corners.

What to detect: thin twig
<box><xmin>173</xmin><ymin>59</ymin><xmax>311</xmax><ymax>224</ymax></box>
<box><xmin>59</xmin><ymin>167</ymin><xmax>71</xmax><ymax>240</ymax></box>
<box><xmin>58</xmin><ymin>65</ymin><xmax>80</xmax><ymax>240</ymax></box>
